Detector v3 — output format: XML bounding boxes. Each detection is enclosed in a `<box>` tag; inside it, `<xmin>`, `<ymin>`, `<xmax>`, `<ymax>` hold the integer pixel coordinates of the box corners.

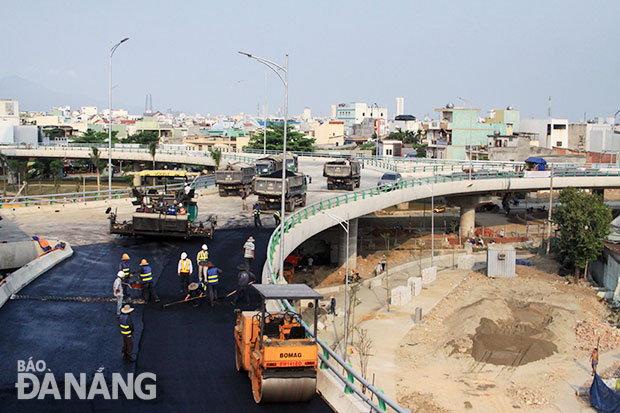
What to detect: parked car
<box><xmin>377</xmin><ymin>172</ymin><xmax>403</xmax><ymax>187</ymax></box>
<box><xmin>433</xmin><ymin>205</ymin><xmax>446</xmax><ymax>213</ymax></box>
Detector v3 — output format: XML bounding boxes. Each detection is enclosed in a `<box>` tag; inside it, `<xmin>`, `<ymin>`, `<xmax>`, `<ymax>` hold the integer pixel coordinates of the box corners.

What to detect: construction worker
<box><xmin>329</xmin><ymin>295</ymin><xmax>336</xmax><ymax>315</ymax></box>
<box><xmin>186</xmin><ymin>282</ymin><xmax>207</xmax><ymax>307</ymax></box>
<box><xmin>253</xmin><ymin>203</ymin><xmax>262</xmax><ymax>227</ymax></box>
<box><xmin>243</xmin><ymin>236</ymin><xmax>255</xmax><ymax>270</ymax></box>
<box><xmin>139</xmin><ymin>258</ymin><xmax>160</xmax><ymax>303</ymax></box>
<box><xmin>118</xmin><ymin>253</ymin><xmax>131</xmax><ymax>298</ymax></box>
<box><xmin>196</xmin><ymin>244</ymin><xmax>209</xmax><ymax>283</ymax></box>
<box><xmin>177</xmin><ymin>252</ymin><xmax>193</xmax><ymax>293</ymax></box>
<box><xmin>206</xmin><ymin>261</ymin><xmax>223</xmax><ymax>307</ymax></box>
<box><xmin>119</xmin><ymin>305</ymin><xmax>135</xmax><ymax>362</ymax></box>
<box><xmin>231</xmin><ymin>264</ymin><xmax>256</xmax><ymax>307</ymax></box>
<box><xmin>380</xmin><ymin>255</ymin><xmax>387</xmax><ymax>272</ymax></box>
<box><xmin>113</xmin><ymin>271</ymin><xmax>125</xmax><ymax>317</ymax></box>
<box><xmin>273</xmin><ymin>210</ymin><xmax>281</xmax><ymax>226</ymax></box>
<box><xmin>178</xmin><ymin>203</ymin><xmax>187</xmax><ymax>215</ymax></box>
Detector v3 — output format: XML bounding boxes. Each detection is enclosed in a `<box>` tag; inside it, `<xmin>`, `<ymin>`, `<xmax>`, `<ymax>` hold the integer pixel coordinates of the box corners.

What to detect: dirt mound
<box><xmin>471</xmin><ymin>317</ymin><xmax>558</xmax><ymax>366</ymax></box>
<box><xmin>444</xmin><ymin>299</ymin><xmax>563</xmax><ymax>366</ymax></box>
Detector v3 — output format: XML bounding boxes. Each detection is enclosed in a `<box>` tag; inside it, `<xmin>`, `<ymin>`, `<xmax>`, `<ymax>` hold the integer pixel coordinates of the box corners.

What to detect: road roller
<box><xmin>234</xmin><ymin>284</ymin><xmax>323</xmax><ymax>403</ymax></box>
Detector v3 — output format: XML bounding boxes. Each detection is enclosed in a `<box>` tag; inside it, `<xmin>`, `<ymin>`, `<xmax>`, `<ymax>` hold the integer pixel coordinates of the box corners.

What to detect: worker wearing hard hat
<box><xmin>119</xmin><ymin>305</ymin><xmax>135</xmax><ymax>362</ymax></box>
<box><xmin>206</xmin><ymin>261</ymin><xmax>223</xmax><ymax>307</ymax></box>
<box><xmin>139</xmin><ymin>258</ymin><xmax>160</xmax><ymax>303</ymax></box>
<box><xmin>118</xmin><ymin>253</ymin><xmax>131</xmax><ymax>299</ymax></box>
<box><xmin>177</xmin><ymin>252</ymin><xmax>193</xmax><ymax>293</ymax></box>
<box><xmin>113</xmin><ymin>271</ymin><xmax>125</xmax><ymax>317</ymax></box>
<box><xmin>196</xmin><ymin>244</ymin><xmax>209</xmax><ymax>283</ymax></box>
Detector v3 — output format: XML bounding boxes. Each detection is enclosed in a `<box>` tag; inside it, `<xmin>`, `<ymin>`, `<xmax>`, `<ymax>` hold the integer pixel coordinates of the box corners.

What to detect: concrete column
<box><xmin>338</xmin><ymin>218</ymin><xmax>358</xmax><ymax>270</ymax></box>
<box><xmin>133</xmin><ymin>162</ymin><xmax>142</xmax><ymax>187</ymax></box>
<box><xmin>459</xmin><ymin>206</ymin><xmax>475</xmax><ymax>240</ymax></box>
<box><xmin>448</xmin><ymin>195</ymin><xmax>481</xmax><ymax>241</ymax></box>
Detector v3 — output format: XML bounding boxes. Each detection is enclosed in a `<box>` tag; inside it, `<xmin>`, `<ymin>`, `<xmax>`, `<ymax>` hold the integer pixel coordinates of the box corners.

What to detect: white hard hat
<box><xmin>179</xmin><ymin>203</ymin><xmax>183</xmax><ymax>208</ymax></box>
<box><xmin>181</xmin><ymin>252</ymin><xmax>187</xmax><ymax>259</ymax></box>
<box><xmin>117</xmin><ymin>271</ymin><xmax>125</xmax><ymax>278</ymax></box>
<box><xmin>202</xmin><ymin>244</ymin><xmax>208</xmax><ymax>250</ymax></box>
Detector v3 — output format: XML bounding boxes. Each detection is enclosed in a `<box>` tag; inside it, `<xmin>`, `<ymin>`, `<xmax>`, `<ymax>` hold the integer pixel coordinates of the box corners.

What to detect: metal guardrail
<box><xmin>263</xmin><ymin>167</ymin><xmax>620</xmax><ymax>412</ymax></box>
<box><xmin>0</xmin><ymin>175</ymin><xmax>215</xmax><ymax>207</ymax></box>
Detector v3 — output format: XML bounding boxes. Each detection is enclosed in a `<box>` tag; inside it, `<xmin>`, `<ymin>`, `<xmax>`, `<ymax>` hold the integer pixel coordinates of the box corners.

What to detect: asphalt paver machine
<box><xmin>234</xmin><ymin>284</ymin><xmax>323</xmax><ymax>403</ymax></box>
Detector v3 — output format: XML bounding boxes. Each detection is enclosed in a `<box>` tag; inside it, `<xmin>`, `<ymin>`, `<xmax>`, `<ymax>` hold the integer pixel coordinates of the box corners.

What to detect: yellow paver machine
<box><xmin>234</xmin><ymin>284</ymin><xmax>323</xmax><ymax>403</ymax></box>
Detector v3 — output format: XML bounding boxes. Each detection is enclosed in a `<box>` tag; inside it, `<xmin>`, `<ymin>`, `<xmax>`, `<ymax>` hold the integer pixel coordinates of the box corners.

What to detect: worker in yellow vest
<box><xmin>177</xmin><ymin>252</ymin><xmax>193</xmax><ymax>293</ymax></box>
<box><xmin>196</xmin><ymin>244</ymin><xmax>209</xmax><ymax>283</ymax></box>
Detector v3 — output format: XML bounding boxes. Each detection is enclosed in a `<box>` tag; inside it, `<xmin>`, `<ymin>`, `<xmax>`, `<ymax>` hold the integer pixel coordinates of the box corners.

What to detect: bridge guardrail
<box><xmin>263</xmin><ymin>167</ymin><xmax>620</xmax><ymax>412</ymax></box>
<box><xmin>0</xmin><ymin>175</ymin><xmax>215</xmax><ymax>207</ymax></box>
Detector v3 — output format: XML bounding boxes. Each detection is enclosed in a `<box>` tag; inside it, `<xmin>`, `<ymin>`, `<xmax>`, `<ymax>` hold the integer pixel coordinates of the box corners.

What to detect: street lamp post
<box><xmin>108</xmin><ymin>37</ymin><xmax>129</xmax><ymax>198</ymax></box>
<box><xmin>263</xmin><ymin>70</ymin><xmax>268</xmax><ymax>155</ymax></box>
<box><xmin>240</xmin><ymin>51</ymin><xmax>288</xmax><ymax>282</ymax></box>
<box><xmin>322</xmin><ymin>211</ymin><xmax>350</xmax><ymax>360</ymax></box>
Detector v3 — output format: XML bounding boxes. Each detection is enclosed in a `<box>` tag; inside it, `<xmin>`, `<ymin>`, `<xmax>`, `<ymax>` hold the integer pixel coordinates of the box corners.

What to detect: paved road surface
<box><xmin>0</xmin><ymin>229</ymin><xmax>332</xmax><ymax>412</ymax></box>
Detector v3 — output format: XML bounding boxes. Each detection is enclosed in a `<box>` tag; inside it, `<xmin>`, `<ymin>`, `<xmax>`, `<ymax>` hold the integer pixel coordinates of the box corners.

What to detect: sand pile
<box><xmin>443</xmin><ymin>298</ymin><xmax>565</xmax><ymax>366</ymax></box>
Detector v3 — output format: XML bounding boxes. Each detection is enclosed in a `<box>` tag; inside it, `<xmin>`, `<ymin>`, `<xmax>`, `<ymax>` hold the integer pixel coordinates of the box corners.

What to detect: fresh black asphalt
<box><xmin>0</xmin><ymin>228</ymin><xmax>332</xmax><ymax>412</ymax></box>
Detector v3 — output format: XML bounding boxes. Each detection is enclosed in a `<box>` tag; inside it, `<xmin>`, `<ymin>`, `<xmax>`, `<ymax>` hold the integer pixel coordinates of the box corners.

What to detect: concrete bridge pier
<box><xmin>449</xmin><ymin>196</ymin><xmax>481</xmax><ymax>241</ymax></box>
<box><xmin>133</xmin><ymin>162</ymin><xmax>142</xmax><ymax>187</ymax></box>
<box><xmin>338</xmin><ymin>218</ymin><xmax>358</xmax><ymax>271</ymax></box>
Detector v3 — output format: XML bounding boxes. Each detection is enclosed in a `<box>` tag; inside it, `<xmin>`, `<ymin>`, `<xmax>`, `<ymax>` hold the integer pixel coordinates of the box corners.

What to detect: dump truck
<box><xmin>285</xmin><ymin>153</ymin><xmax>299</xmax><ymax>172</ymax></box>
<box><xmin>234</xmin><ymin>284</ymin><xmax>323</xmax><ymax>403</ymax></box>
<box><xmin>255</xmin><ymin>155</ymin><xmax>283</xmax><ymax>176</ymax></box>
<box><xmin>253</xmin><ymin>170</ymin><xmax>307</xmax><ymax>212</ymax></box>
<box><xmin>107</xmin><ymin>170</ymin><xmax>216</xmax><ymax>239</ymax></box>
<box><xmin>323</xmin><ymin>159</ymin><xmax>361</xmax><ymax>190</ymax></box>
<box><xmin>215</xmin><ymin>161</ymin><xmax>256</xmax><ymax>196</ymax></box>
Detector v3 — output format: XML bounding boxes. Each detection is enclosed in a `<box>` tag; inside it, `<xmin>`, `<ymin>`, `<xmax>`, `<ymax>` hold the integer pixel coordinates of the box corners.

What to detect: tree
<box><xmin>49</xmin><ymin>159</ymin><xmax>64</xmax><ymax>193</ymax></box>
<box><xmin>554</xmin><ymin>187</ymin><xmax>611</xmax><ymax>277</ymax></box>
<box><xmin>125</xmin><ymin>131</ymin><xmax>159</xmax><ymax>145</ymax></box>
<box><xmin>73</xmin><ymin>129</ymin><xmax>118</xmax><ymax>144</ymax></box>
<box><xmin>210</xmin><ymin>148</ymin><xmax>222</xmax><ymax>169</ymax></box>
<box><xmin>246</xmin><ymin>122</ymin><xmax>315</xmax><ymax>152</ymax></box>
<box><xmin>0</xmin><ymin>152</ymin><xmax>8</xmax><ymax>195</ymax></box>
<box><xmin>148</xmin><ymin>141</ymin><xmax>158</xmax><ymax>170</ymax></box>
<box><xmin>359</xmin><ymin>142</ymin><xmax>377</xmax><ymax>155</ymax></box>
<box><xmin>353</xmin><ymin>327</ymin><xmax>374</xmax><ymax>394</ymax></box>
<box><xmin>90</xmin><ymin>146</ymin><xmax>102</xmax><ymax>194</ymax></box>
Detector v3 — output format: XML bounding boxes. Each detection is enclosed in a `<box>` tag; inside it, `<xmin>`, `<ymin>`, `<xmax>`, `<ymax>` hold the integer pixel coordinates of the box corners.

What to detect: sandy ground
<box><xmin>393</xmin><ymin>255</ymin><xmax>619</xmax><ymax>412</ymax></box>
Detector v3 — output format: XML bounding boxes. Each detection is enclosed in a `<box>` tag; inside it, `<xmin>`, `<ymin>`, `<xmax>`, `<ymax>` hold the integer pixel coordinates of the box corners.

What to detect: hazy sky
<box><xmin>3</xmin><ymin>1</ymin><xmax>619</xmax><ymax>121</ymax></box>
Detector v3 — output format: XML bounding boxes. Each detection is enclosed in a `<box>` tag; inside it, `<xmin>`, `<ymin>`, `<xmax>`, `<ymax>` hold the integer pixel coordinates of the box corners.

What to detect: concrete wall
<box><xmin>0</xmin><ymin>240</ymin><xmax>73</xmax><ymax>308</ymax></box>
<box><xmin>0</xmin><ymin>240</ymin><xmax>43</xmax><ymax>269</ymax></box>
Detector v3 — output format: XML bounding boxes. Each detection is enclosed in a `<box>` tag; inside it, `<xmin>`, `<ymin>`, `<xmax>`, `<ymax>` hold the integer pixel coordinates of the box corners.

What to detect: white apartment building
<box><xmin>520</xmin><ymin>118</ymin><xmax>569</xmax><ymax>149</ymax></box>
<box><xmin>568</xmin><ymin>118</ymin><xmax>619</xmax><ymax>154</ymax></box>
<box><xmin>335</xmin><ymin>102</ymin><xmax>388</xmax><ymax>135</ymax></box>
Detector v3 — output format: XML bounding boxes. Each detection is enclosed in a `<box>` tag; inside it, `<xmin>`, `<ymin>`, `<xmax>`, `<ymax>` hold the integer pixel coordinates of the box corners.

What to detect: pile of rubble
<box><xmin>507</xmin><ymin>385</ymin><xmax>548</xmax><ymax>406</ymax></box>
<box><xmin>575</xmin><ymin>318</ymin><xmax>620</xmax><ymax>351</ymax></box>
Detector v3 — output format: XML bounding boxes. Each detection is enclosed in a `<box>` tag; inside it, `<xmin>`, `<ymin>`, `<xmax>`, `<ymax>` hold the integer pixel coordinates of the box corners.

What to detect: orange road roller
<box><xmin>234</xmin><ymin>284</ymin><xmax>323</xmax><ymax>403</ymax></box>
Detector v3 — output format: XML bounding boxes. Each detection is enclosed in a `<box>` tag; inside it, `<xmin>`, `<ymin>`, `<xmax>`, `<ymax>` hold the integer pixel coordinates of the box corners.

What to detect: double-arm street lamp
<box><xmin>108</xmin><ymin>37</ymin><xmax>129</xmax><ymax>197</ymax></box>
<box><xmin>239</xmin><ymin>51</ymin><xmax>288</xmax><ymax>281</ymax></box>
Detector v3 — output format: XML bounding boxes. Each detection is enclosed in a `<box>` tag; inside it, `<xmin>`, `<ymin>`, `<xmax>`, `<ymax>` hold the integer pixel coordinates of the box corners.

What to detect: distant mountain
<box><xmin>0</xmin><ymin>76</ymin><xmax>139</xmax><ymax>113</ymax></box>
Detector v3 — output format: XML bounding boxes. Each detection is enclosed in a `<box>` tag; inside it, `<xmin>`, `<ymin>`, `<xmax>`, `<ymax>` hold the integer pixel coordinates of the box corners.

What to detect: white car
<box><xmin>377</xmin><ymin>172</ymin><xmax>403</xmax><ymax>187</ymax></box>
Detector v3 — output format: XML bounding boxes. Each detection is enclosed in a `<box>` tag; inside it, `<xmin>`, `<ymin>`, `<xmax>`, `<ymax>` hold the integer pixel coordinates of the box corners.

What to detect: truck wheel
<box><xmin>348</xmin><ymin>183</ymin><xmax>355</xmax><ymax>191</ymax></box>
<box><xmin>286</xmin><ymin>200</ymin><xmax>293</xmax><ymax>212</ymax></box>
<box><xmin>356</xmin><ymin>180</ymin><xmax>361</xmax><ymax>188</ymax></box>
<box><xmin>327</xmin><ymin>183</ymin><xmax>333</xmax><ymax>190</ymax></box>
<box><xmin>301</xmin><ymin>194</ymin><xmax>306</xmax><ymax>207</ymax></box>
<box><xmin>219</xmin><ymin>189</ymin><xmax>227</xmax><ymax>197</ymax></box>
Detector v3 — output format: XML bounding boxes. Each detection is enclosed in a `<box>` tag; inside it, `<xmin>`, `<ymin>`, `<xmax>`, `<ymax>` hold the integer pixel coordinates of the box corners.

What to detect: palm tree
<box><xmin>210</xmin><ymin>148</ymin><xmax>222</xmax><ymax>169</ymax></box>
<box><xmin>90</xmin><ymin>146</ymin><xmax>101</xmax><ymax>194</ymax></box>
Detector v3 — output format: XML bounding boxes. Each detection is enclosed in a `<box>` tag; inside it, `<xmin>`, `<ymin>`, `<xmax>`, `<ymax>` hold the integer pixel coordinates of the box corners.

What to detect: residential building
<box><xmin>311</xmin><ymin>120</ymin><xmax>345</xmax><ymax>147</ymax></box>
<box><xmin>335</xmin><ymin>102</ymin><xmax>388</xmax><ymax>136</ymax></box>
<box><xmin>393</xmin><ymin>115</ymin><xmax>419</xmax><ymax>132</ymax></box>
<box><xmin>0</xmin><ymin>99</ymin><xmax>19</xmax><ymax>126</ymax></box>
<box><xmin>567</xmin><ymin>118</ymin><xmax>618</xmax><ymax>162</ymax></box>
<box><xmin>378</xmin><ymin>139</ymin><xmax>402</xmax><ymax>157</ymax></box>
<box><xmin>520</xmin><ymin>118</ymin><xmax>569</xmax><ymax>149</ymax></box>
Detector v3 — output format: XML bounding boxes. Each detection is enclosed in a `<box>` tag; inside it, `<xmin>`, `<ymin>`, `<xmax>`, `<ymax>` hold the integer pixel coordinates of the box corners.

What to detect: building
<box><xmin>335</xmin><ymin>102</ymin><xmax>388</xmax><ymax>136</ymax></box>
<box><xmin>302</xmin><ymin>107</ymin><xmax>311</xmax><ymax>121</ymax></box>
<box><xmin>393</xmin><ymin>115</ymin><xmax>419</xmax><ymax>132</ymax></box>
<box><xmin>378</xmin><ymin>139</ymin><xmax>402</xmax><ymax>157</ymax></box>
<box><xmin>567</xmin><ymin>118</ymin><xmax>619</xmax><ymax>163</ymax></box>
<box><xmin>311</xmin><ymin>120</ymin><xmax>345</xmax><ymax>147</ymax></box>
<box><xmin>0</xmin><ymin>99</ymin><xmax>19</xmax><ymax>126</ymax></box>
<box><xmin>396</xmin><ymin>97</ymin><xmax>404</xmax><ymax>117</ymax></box>
<box><xmin>520</xmin><ymin>118</ymin><xmax>569</xmax><ymax>149</ymax></box>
